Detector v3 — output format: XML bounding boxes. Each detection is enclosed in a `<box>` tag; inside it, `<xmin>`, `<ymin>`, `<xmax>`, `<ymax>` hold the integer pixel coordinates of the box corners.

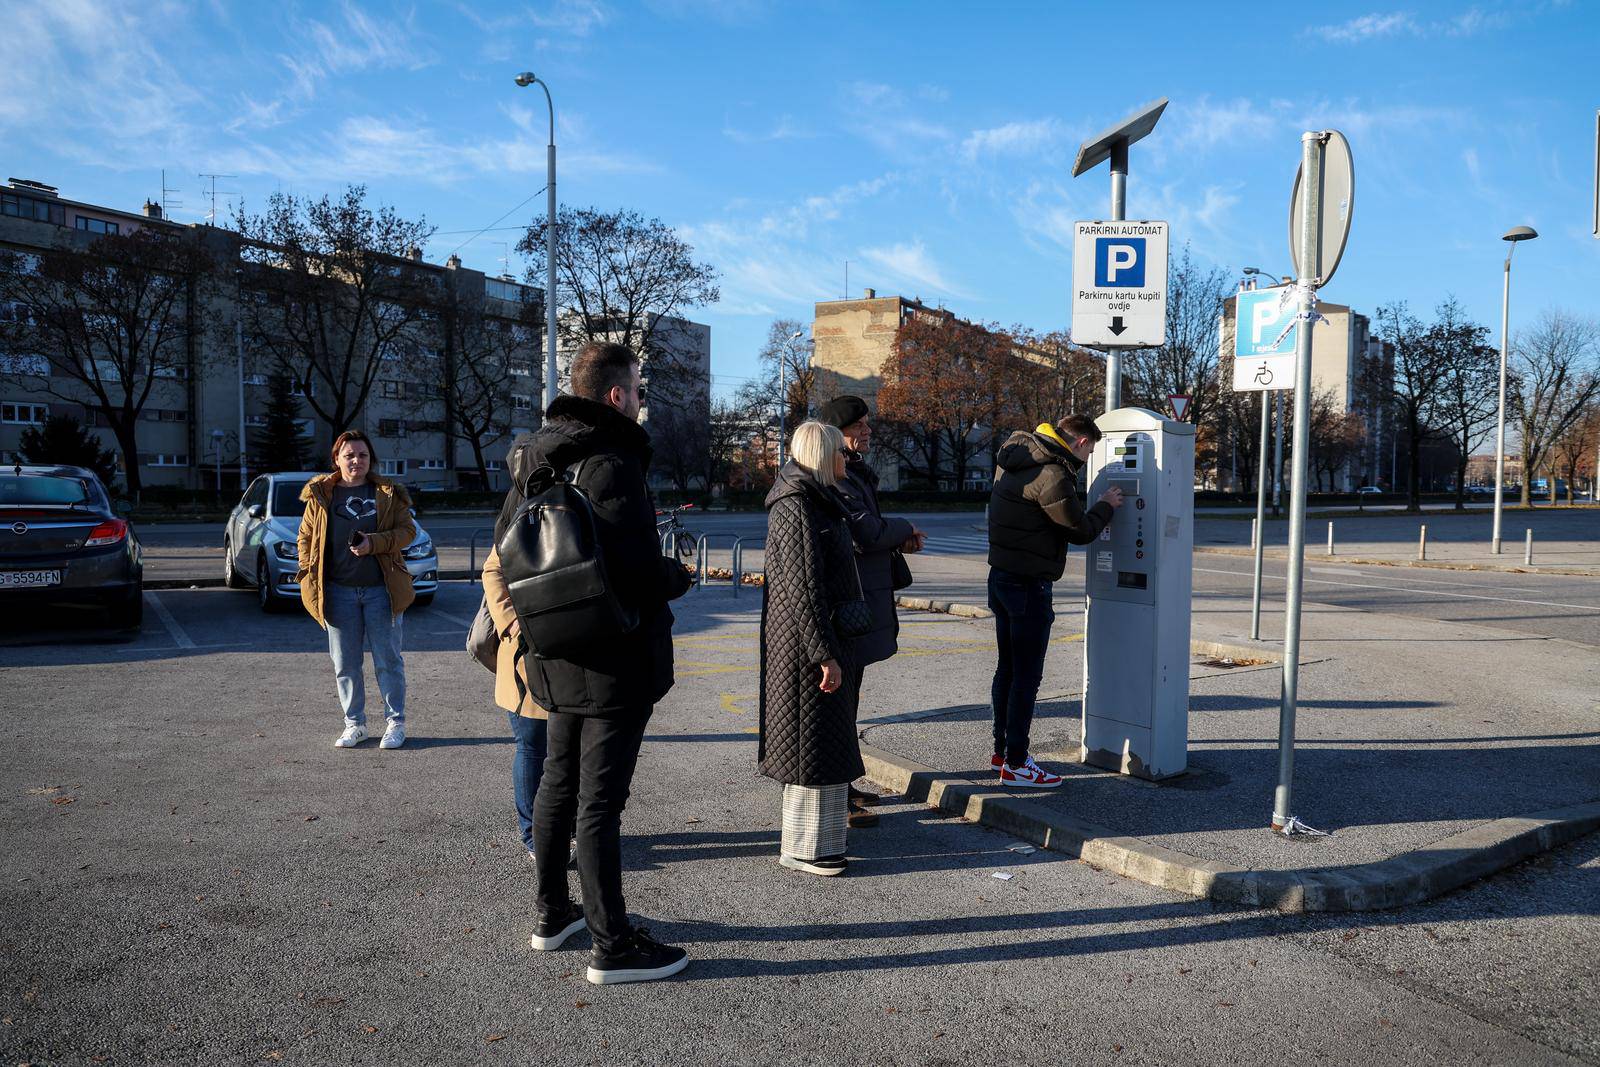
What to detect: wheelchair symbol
<box><xmin>1253</xmin><ymin>363</ymin><xmax>1273</xmax><ymax>386</ymax></box>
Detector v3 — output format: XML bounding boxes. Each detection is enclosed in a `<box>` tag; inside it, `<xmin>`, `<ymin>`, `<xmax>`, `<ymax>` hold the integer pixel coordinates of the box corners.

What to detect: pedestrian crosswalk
<box><xmin>921</xmin><ymin>532</ymin><xmax>992</xmax><ymax>556</ymax></box>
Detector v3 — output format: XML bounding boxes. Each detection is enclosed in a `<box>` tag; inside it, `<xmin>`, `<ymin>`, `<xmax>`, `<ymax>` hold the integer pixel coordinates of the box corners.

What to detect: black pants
<box><xmin>532</xmin><ymin>707</ymin><xmax>652</xmax><ymax>959</ymax></box>
<box><xmin>987</xmin><ymin>567</ymin><xmax>1055</xmax><ymax>766</ymax></box>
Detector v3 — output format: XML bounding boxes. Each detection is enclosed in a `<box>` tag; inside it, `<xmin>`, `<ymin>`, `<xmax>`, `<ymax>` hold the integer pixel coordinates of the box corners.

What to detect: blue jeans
<box><xmin>324</xmin><ymin>582</ymin><xmax>405</xmax><ymax>728</ymax></box>
<box><xmin>509</xmin><ymin>711</ymin><xmax>548</xmax><ymax>854</ymax></box>
<box><xmin>988</xmin><ymin>568</ymin><xmax>1055</xmax><ymax>766</ymax></box>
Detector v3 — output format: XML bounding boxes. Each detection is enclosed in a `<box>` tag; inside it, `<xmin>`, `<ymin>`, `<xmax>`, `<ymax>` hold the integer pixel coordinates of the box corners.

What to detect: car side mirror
<box><xmin>113</xmin><ymin>499</ymin><xmax>132</xmax><ymax>517</ymax></box>
<box><xmin>248</xmin><ymin>504</ymin><xmax>265</xmax><ymax>519</ymax></box>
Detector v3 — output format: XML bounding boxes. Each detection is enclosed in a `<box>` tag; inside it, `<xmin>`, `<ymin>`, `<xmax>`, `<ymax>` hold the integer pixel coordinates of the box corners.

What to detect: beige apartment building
<box><xmin>0</xmin><ymin>177</ymin><xmax>544</xmax><ymax>493</ymax></box>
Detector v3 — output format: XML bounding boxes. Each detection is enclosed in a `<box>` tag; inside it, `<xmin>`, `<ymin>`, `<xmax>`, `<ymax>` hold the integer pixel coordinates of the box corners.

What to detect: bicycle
<box><xmin>655</xmin><ymin>503</ymin><xmax>699</xmax><ymax>564</ymax></box>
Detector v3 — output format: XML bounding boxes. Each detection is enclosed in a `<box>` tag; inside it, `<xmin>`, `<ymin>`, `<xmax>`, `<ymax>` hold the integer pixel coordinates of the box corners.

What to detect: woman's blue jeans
<box><xmin>324</xmin><ymin>582</ymin><xmax>404</xmax><ymax>728</ymax></box>
<box><xmin>509</xmin><ymin>712</ymin><xmax>548</xmax><ymax>854</ymax></box>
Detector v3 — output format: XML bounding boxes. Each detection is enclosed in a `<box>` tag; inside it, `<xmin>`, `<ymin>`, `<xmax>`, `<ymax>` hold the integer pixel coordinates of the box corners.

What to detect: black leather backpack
<box><xmin>495</xmin><ymin>458</ymin><xmax>638</xmax><ymax>660</ymax></box>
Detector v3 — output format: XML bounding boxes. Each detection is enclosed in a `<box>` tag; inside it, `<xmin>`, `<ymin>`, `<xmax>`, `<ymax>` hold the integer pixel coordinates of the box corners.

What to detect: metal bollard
<box><xmin>1418</xmin><ymin>524</ymin><xmax>1427</xmax><ymax>561</ymax></box>
<box><xmin>1251</xmin><ymin>517</ymin><xmax>1259</xmax><ymax>551</ymax></box>
<box><xmin>1327</xmin><ymin>521</ymin><xmax>1334</xmax><ymax>556</ymax></box>
<box><xmin>1525</xmin><ymin>528</ymin><xmax>1533</xmax><ymax>566</ymax></box>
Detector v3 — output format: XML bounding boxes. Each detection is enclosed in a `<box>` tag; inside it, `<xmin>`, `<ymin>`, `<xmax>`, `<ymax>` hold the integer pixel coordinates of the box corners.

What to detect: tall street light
<box><xmin>775</xmin><ymin>329</ymin><xmax>804</xmax><ymax>472</ymax></box>
<box><xmin>1492</xmin><ymin>225</ymin><xmax>1538</xmax><ymax>554</ymax></box>
<box><xmin>515</xmin><ymin>72</ymin><xmax>559</xmax><ymax>412</ymax></box>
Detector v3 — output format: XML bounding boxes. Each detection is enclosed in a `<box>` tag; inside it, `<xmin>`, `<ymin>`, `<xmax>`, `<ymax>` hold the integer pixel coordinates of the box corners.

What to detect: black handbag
<box><xmin>889</xmin><ymin>549</ymin><xmax>913</xmax><ymax>591</ymax></box>
<box><xmin>495</xmin><ymin>458</ymin><xmax>638</xmax><ymax>660</ymax></box>
<box><xmin>831</xmin><ymin>554</ymin><xmax>874</xmax><ymax>639</ymax></box>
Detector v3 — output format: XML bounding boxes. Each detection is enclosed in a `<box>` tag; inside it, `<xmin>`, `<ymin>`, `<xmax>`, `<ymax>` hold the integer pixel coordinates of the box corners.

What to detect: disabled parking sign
<box><xmin>1071</xmin><ymin>220</ymin><xmax>1168</xmax><ymax>347</ymax></box>
<box><xmin>1231</xmin><ymin>286</ymin><xmax>1298</xmax><ymax>392</ymax></box>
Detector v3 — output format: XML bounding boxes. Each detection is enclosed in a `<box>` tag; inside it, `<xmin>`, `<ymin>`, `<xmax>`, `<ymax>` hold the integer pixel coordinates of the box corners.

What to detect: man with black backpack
<box><xmin>508</xmin><ymin>341</ymin><xmax>693</xmax><ymax>985</ymax></box>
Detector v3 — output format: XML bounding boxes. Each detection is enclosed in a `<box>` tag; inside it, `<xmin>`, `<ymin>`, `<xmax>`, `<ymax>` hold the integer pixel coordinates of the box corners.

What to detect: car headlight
<box><xmin>402</xmin><ymin>538</ymin><xmax>434</xmax><ymax>561</ymax></box>
<box><xmin>273</xmin><ymin>541</ymin><xmax>299</xmax><ymax>561</ymax></box>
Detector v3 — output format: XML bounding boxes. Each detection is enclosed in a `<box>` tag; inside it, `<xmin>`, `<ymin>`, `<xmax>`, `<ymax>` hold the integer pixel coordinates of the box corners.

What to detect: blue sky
<box><xmin>4</xmin><ymin>0</ymin><xmax>1596</xmax><ymax>396</ymax></box>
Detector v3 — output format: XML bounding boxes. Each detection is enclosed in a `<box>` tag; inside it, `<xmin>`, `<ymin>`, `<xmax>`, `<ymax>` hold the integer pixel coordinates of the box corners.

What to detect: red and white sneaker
<box><xmin>989</xmin><ymin>753</ymin><xmax>1005</xmax><ymax>771</ymax></box>
<box><xmin>1000</xmin><ymin>756</ymin><xmax>1063</xmax><ymax>788</ymax></box>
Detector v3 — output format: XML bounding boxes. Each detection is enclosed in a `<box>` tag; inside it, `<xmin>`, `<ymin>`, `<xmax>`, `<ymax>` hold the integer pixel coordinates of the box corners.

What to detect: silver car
<box><xmin>223</xmin><ymin>472</ymin><xmax>439</xmax><ymax>613</ymax></box>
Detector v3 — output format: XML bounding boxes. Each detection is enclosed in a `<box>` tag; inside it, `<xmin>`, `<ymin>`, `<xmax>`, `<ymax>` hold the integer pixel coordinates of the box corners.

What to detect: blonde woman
<box><xmin>758</xmin><ymin>420</ymin><xmax>872</xmax><ymax>876</ymax></box>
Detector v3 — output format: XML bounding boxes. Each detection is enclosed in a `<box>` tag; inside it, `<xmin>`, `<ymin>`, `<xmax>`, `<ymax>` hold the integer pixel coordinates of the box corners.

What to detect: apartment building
<box><xmin>0</xmin><ymin>177</ymin><xmax>543</xmax><ymax>493</ymax></box>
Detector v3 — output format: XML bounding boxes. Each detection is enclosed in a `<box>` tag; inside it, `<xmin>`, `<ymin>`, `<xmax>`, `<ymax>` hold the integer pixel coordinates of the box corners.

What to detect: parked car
<box><xmin>1356</xmin><ymin>486</ymin><xmax>1383</xmax><ymax>496</ymax></box>
<box><xmin>223</xmin><ymin>472</ymin><xmax>439</xmax><ymax>613</ymax></box>
<box><xmin>1466</xmin><ymin>484</ymin><xmax>1496</xmax><ymax>497</ymax></box>
<box><xmin>0</xmin><ymin>463</ymin><xmax>142</xmax><ymax>629</ymax></box>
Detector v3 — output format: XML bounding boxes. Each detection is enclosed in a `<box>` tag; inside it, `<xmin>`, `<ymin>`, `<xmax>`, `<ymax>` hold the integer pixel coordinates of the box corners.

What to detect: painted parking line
<box><xmin>1192</xmin><ymin>566</ymin><xmax>1600</xmax><ymax>614</ymax></box>
<box><xmin>425</xmin><ymin>609</ymin><xmax>475</xmax><ymax>630</ymax></box>
<box><xmin>143</xmin><ymin>591</ymin><xmax>196</xmax><ymax>649</ymax></box>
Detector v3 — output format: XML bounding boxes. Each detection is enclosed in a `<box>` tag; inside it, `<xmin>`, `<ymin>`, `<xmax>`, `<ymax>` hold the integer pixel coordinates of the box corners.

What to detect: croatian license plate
<box><xmin>0</xmin><ymin>570</ymin><xmax>62</xmax><ymax>588</ymax></box>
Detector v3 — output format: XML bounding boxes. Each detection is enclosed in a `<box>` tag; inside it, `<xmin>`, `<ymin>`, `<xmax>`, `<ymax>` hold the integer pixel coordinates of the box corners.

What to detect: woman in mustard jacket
<box><xmin>297</xmin><ymin>430</ymin><xmax>417</xmax><ymax>749</ymax></box>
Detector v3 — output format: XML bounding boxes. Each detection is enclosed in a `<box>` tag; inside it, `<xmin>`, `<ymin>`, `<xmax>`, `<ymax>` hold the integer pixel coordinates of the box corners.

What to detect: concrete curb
<box><xmin>1193</xmin><ymin>544</ymin><xmax>1600</xmax><ymax>577</ymax></box>
<box><xmin>893</xmin><ymin>596</ymin><xmax>1282</xmax><ymax>665</ymax></box>
<box><xmin>859</xmin><ymin>742</ymin><xmax>1600</xmax><ymax>912</ymax></box>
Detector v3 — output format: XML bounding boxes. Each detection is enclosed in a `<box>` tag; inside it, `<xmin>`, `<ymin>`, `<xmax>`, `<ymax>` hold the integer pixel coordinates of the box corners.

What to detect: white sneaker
<box><xmin>379</xmin><ymin>723</ymin><xmax>406</xmax><ymax>749</ymax></box>
<box><xmin>334</xmin><ymin>724</ymin><xmax>368</xmax><ymax>748</ymax></box>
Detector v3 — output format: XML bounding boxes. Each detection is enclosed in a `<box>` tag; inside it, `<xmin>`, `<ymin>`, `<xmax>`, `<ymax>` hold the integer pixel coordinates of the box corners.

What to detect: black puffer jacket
<box><xmin>987</xmin><ymin>429</ymin><xmax>1114</xmax><ymax>581</ymax></box>
<box><xmin>508</xmin><ymin>395</ymin><xmax>692</xmax><ymax>717</ymax></box>
<box><xmin>835</xmin><ymin>453</ymin><xmax>914</xmax><ymax>666</ymax></box>
<box><xmin>758</xmin><ymin>462</ymin><xmax>866</xmax><ymax>787</ymax></box>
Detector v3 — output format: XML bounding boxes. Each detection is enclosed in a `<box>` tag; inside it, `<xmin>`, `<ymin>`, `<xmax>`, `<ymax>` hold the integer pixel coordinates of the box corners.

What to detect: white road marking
<box><xmin>1192</xmin><ymin>566</ymin><xmax>1600</xmax><ymax>614</ymax></box>
<box><xmin>426</xmin><ymin>609</ymin><xmax>474</xmax><ymax>629</ymax></box>
<box><xmin>1283</xmin><ymin>564</ymin><xmax>1537</xmax><ymax>593</ymax></box>
<box><xmin>143</xmin><ymin>591</ymin><xmax>196</xmax><ymax>648</ymax></box>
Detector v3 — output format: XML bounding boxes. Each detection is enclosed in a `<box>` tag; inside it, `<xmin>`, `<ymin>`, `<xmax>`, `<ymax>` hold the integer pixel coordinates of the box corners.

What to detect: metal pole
<box><xmin>1492</xmin><ymin>246</ymin><xmax>1512</xmax><ymax>554</ymax></box>
<box><xmin>1525</xmin><ymin>528</ymin><xmax>1533</xmax><ymax>566</ymax></box>
<box><xmin>776</xmin><ymin>356</ymin><xmax>786</xmax><ymax>473</ymax></box>
<box><xmin>1419</xmin><ymin>524</ymin><xmax>1427</xmax><ymax>561</ymax></box>
<box><xmin>1273</xmin><ymin>130</ymin><xmax>1324</xmax><ymax>833</ymax></box>
<box><xmin>1326</xmin><ymin>520</ymin><xmax>1334</xmax><ymax>556</ymax></box>
<box><xmin>1250</xmin><ymin>389</ymin><xmax>1270</xmax><ymax>640</ymax></box>
<box><xmin>1272</xmin><ymin>391</ymin><xmax>1285</xmax><ymax>517</ymax></box>
<box><xmin>1104</xmin><ymin>140</ymin><xmax>1127</xmax><ymax>411</ymax></box>
<box><xmin>544</xmin><ymin>89</ymin><xmax>559</xmax><ymax>413</ymax></box>
<box><xmin>235</xmin><ymin>317</ymin><xmax>246</xmax><ymax>490</ymax></box>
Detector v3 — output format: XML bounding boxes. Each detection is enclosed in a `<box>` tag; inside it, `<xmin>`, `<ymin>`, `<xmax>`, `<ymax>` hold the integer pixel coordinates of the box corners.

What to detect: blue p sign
<box><xmin>1095</xmin><ymin>238</ymin><xmax>1146</xmax><ymax>287</ymax></box>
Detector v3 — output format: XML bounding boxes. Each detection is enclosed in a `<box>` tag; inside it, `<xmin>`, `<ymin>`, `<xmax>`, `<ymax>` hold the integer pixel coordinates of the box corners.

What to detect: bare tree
<box><xmin>1123</xmin><ymin>246</ymin><xmax>1231</xmax><ymax>430</ymax></box>
<box><xmin>875</xmin><ymin>312</ymin><xmax>1016</xmax><ymax>489</ymax></box>
<box><xmin>0</xmin><ymin>229</ymin><xmax>213</xmax><ymax>495</ymax></box>
<box><xmin>1425</xmin><ymin>297</ymin><xmax>1499</xmax><ymax>509</ymax></box>
<box><xmin>441</xmin><ymin>286</ymin><xmax>538</xmax><ymax>489</ymax></box>
<box><xmin>1005</xmin><ymin>328</ymin><xmax>1104</xmax><ymax>432</ymax></box>
<box><xmin>1308</xmin><ymin>387</ymin><xmax>1364</xmax><ymax>492</ymax></box>
<box><xmin>234</xmin><ymin>186</ymin><xmax>436</xmax><ymax>443</ymax></box>
<box><xmin>1375</xmin><ymin>301</ymin><xmax>1451</xmax><ymax>512</ymax></box>
<box><xmin>738</xmin><ymin>318</ymin><xmax>814</xmax><ymax>455</ymax></box>
<box><xmin>1510</xmin><ymin>310</ymin><xmax>1600</xmax><ymax>506</ymax></box>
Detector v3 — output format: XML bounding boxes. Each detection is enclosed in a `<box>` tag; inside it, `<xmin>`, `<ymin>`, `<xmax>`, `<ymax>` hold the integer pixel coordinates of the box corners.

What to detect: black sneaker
<box><xmin>586</xmin><ymin>927</ymin><xmax>688</xmax><ymax>985</ymax></box>
<box><xmin>529</xmin><ymin>902</ymin><xmax>587</xmax><ymax>951</ymax></box>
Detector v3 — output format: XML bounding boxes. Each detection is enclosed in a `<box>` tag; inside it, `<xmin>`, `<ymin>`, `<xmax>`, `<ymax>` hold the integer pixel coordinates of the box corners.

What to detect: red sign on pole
<box><xmin>1169</xmin><ymin>394</ymin><xmax>1191</xmax><ymax>421</ymax></box>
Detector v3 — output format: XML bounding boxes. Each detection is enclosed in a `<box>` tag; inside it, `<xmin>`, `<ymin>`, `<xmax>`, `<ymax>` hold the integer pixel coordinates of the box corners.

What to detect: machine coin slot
<box><xmin>1117</xmin><ymin>571</ymin><xmax>1148</xmax><ymax>589</ymax></box>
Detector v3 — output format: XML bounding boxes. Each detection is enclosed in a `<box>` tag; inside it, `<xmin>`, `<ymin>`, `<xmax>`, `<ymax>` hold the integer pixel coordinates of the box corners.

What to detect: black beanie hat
<box><xmin>818</xmin><ymin>394</ymin><xmax>869</xmax><ymax>429</ymax></box>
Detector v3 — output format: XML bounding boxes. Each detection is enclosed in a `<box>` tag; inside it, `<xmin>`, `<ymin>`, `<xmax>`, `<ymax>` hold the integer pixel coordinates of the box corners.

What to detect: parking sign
<box><xmin>1231</xmin><ymin>285</ymin><xmax>1297</xmax><ymax>392</ymax></box>
<box><xmin>1071</xmin><ymin>220</ymin><xmax>1167</xmax><ymax>347</ymax></box>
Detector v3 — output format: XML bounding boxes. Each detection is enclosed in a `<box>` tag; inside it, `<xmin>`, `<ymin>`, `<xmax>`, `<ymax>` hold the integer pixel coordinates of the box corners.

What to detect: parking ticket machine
<box><xmin>1081</xmin><ymin>407</ymin><xmax>1194</xmax><ymax>780</ymax></box>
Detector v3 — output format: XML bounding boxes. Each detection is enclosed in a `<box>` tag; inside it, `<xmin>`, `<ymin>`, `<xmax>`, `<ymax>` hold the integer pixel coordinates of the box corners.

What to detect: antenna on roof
<box><xmin>161</xmin><ymin>170</ymin><xmax>183</xmax><ymax>217</ymax></box>
<box><xmin>197</xmin><ymin>172</ymin><xmax>237</xmax><ymax>227</ymax></box>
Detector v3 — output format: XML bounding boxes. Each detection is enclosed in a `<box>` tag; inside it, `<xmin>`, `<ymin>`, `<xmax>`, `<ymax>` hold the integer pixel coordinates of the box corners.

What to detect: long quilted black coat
<box><xmin>758</xmin><ymin>462</ymin><xmax>866</xmax><ymax>787</ymax></box>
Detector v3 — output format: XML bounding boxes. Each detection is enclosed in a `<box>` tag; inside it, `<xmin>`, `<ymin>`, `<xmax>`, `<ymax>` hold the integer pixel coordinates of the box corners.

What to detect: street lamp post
<box><xmin>514</xmin><ymin>72</ymin><xmax>559</xmax><ymax>412</ymax></box>
<box><xmin>1492</xmin><ymin>225</ymin><xmax>1538</xmax><ymax>554</ymax></box>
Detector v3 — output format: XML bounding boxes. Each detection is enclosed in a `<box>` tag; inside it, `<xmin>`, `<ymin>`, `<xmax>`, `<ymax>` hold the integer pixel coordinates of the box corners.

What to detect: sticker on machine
<box><xmin>1096</xmin><ymin>552</ymin><xmax>1113</xmax><ymax>572</ymax></box>
<box><xmin>1164</xmin><ymin>515</ymin><xmax>1180</xmax><ymax>539</ymax></box>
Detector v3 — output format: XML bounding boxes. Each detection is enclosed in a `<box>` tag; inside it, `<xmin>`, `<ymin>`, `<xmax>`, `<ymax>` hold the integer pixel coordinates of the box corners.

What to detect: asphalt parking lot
<box><xmin>3</xmin><ymin>578</ymin><xmax>1598</xmax><ymax>1065</ymax></box>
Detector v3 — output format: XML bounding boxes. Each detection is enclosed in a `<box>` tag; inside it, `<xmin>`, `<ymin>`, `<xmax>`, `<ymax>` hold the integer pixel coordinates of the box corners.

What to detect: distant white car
<box><xmin>1356</xmin><ymin>486</ymin><xmax>1383</xmax><ymax>495</ymax></box>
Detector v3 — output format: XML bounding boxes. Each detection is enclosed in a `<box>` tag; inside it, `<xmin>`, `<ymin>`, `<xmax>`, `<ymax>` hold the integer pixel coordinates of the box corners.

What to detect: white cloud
<box><xmin>723</xmin><ymin>114</ymin><xmax>812</xmax><ymax>144</ymax></box>
<box><xmin>960</xmin><ymin>119</ymin><xmax>1067</xmax><ymax>162</ymax></box>
<box><xmin>1308</xmin><ymin>11</ymin><xmax>1418</xmax><ymax>42</ymax></box>
<box><xmin>1168</xmin><ymin>97</ymin><xmax>1279</xmax><ymax>152</ymax></box>
<box><xmin>529</xmin><ymin>0</ymin><xmax>610</xmax><ymax>36</ymax></box>
<box><xmin>859</xmin><ymin>240</ymin><xmax>963</xmax><ymax>298</ymax></box>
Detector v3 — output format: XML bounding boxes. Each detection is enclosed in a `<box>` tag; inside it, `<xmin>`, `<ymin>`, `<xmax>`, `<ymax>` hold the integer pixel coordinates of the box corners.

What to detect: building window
<box><xmin>379</xmin><ymin>418</ymin><xmax>406</xmax><ymax>438</ymax></box>
<box><xmin>511</xmin><ymin>394</ymin><xmax>533</xmax><ymax>412</ymax></box>
<box><xmin>0</xmin><ymin>302</ymin><xmax>34</xmax><ymax>325</ymax></box>
<box><xmin>378</xmin><ymin>459</ymin><xmax>406</xmax><ymax>477</ymax></box>
<box><xmin>153</xmin><ymin>364</ymin><xmax>189</xmax><ymax>380</ymax></box>
<box><xmin>74</xmin><ymin>216</ymin><xmax>121</xmax><ymax>236</ymax></box>
<box><xmin>245</xmin><ymin>414</ymin><xmax>267</xmax><ymax>427</ymax></box>
<box><xmin>417</xmin><ymin>458</ymin><xmax>446</xmax><ymax>471</ymax></box>
<box><xmin>288</xmin><ymin>378</ymin><xmax>311</xmax><ymax>397</ymax></box>
<box><xmin>484</xmin><ymin>459</ymin><xmax>504</xmax><ymax>472</ymax></box>
<box><xmin>1</xmin><ymin>401</ymin><xmax>48</xmax><ymax>425</ymax></box>
<box><xmin>243</xmin><ymin>373</ymin><xmax>268</xmax><ymax>386</ymax></box>
<box><xmin>138</xmin><ymin>407</ymin><xmax>186</xmax><ymax>423</ymax></box>
<box><xmin>380</xmin><ymin>379</ymin><xmax>406</xmax><ymax>399</ymax></box>
<box><xmin>140</xmin><ymin>453</ymin><xmax>189</xmax><ymax>467</ymax></box>
<box><xmin>2</xmin><ymin>194</ymin><xmax>65</xmax><ymax>226</ymax></box>
<box><xmin>0</xmin><ymin>353</ymin><xmax>49</xmax><ymax>375</ymax></box>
